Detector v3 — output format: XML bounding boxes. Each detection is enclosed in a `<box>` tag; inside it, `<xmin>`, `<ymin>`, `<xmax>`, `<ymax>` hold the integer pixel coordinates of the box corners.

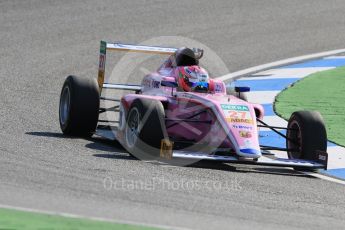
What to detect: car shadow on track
<box><xmin>26</xmin><ymin>131</ymin><xmax>315</xmax><ymax>178</ymax></box>
<box><xmin>86</xmin><ymin>137</ymin><xmax>137</xmax><ymax>161</ymax></box>
<box><xmin>81</xmin><ymin>136</ymin><xmax>139</xmax><ymax>161</ymax></box>
<box><xmin>189</xmin><ymin>161</ymin><xmax>314</xmax><ymax>178</ymax></box>
<box><xmin>26</xmin><ymin>131</ymin><xmax>68</xmax><ymax>138</ymax></box>
<box><xmin>26</xmin><ymin>131</ymin><xmax>136</xmax><ymax>161</ymax></box>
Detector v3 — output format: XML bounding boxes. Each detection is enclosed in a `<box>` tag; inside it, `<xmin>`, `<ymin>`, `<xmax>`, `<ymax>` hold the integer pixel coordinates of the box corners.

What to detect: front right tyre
<box><xmin>286</xmin><ymin>111</ymin><xmax>327</xmax><ymax>162</ymax></box>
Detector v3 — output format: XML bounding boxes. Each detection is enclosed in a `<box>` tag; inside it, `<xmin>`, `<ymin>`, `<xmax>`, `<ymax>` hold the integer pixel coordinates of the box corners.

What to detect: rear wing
<box><xmin>98</xmin><ymin>41</ymin><xmax>179</xmax><ymax>91</ymax></box>
<box><xmin>97</xmin><ymin>41</ymin><xmax>204</xmax><ymax>91</ymax></box>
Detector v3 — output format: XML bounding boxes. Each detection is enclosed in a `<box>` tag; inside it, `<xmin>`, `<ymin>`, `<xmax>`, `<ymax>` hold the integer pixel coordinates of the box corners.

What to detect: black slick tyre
<box><xmin>124</xmin><ymin>98</ymin><xmax>167</xmax><ymax>159</ymax></box>
<box><xmin>286</xmin><ymin>111</ymin><xmax>327</xmax><ymax>164</ymax></box>
<box><xmin>59</xmin><ymin>75</ymin><xmax>100</xmax><ymax>137</ymax></box>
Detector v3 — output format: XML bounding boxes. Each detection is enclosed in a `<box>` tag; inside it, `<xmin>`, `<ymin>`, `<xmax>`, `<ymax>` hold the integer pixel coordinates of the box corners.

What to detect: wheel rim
<box><xmin>59</xmin><ymin>86</ymin><xmax>70</xmax><ymax>126</ymax></box>
<box><xmin>287</xmin><ymin>120</ymin><xmax>302</xmax><ymax>159</ymax></box>
<box><xmin>125</xmin><ymin>108</ymin><xmax>140</xmax><ymax>148</ymax></box>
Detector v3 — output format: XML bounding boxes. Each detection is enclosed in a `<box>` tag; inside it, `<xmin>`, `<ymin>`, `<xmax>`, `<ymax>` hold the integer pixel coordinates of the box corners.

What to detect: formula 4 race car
<box><xmin>59</xmin><ymin>41</ymin><xmax>328</xmax><ymax>170</ymax></box>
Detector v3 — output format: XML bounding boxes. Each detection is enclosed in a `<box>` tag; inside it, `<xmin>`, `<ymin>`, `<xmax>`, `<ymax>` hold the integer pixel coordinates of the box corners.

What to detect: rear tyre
<box><xmin>286</xmin><ymin>111</ymin><xmax>327</xmax><ymax>163</ymax></box>
<box><xmin>124</xmin><ymin>98</ymin><xmax>167</xmax><ymax>159</ymax></box>
<box><xmin>59</xmin><ymin>75</ymin><xmax>100</xmax><ymax>137</ymax></box>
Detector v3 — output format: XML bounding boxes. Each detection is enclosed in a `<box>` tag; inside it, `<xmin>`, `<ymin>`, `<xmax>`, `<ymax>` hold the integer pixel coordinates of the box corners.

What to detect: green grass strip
<box><xmin>0</xmin><ymin>208</ymin><xmax>160</xmax><ymax>230</ymax></box>
<box><xmin>275</xmin><ymin>66</ymin><xmax>345</xmax><ymax>146</ymax></box>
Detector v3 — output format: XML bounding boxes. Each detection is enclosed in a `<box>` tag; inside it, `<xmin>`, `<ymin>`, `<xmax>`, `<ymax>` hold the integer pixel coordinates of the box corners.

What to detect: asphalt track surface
<box><xmin>1</xmin><ymin>1</ymin><xmax>345</xmax><ymax>229</ymax></box>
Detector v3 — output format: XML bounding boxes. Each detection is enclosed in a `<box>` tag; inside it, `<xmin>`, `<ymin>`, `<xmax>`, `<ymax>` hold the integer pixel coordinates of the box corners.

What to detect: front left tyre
<box><xmin>59</xmin><ymin>75</ymin><xmax>100</xmax><ymax>137</ymax></box>
<box><xmin>124</xmin><ymin>98</ymin><xmax>167</xmax><ymax>159</ymax></box>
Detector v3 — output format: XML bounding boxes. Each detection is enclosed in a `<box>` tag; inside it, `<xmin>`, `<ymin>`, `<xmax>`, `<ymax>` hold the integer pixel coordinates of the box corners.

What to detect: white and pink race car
<box><xmin>59</xmin><ymin>41</ymin><xmax>328</xmax><ymax>170</ymax></box>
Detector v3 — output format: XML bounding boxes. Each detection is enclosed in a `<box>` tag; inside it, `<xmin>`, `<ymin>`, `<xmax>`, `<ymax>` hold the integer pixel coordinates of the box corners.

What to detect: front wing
<box><xmin>173</xmin><ymin>151</ymin><xmax>327</xmax><ymax>170</ymax></box>
<box><xmin>94</xmin><ymin>127</ymin><xmax>327</xmax><ymax>170</ymax></box>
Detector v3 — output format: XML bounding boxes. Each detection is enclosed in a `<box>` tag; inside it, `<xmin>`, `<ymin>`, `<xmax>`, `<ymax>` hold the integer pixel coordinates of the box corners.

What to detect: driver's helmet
<box><xmin>176</xmin><ymin>66</ymin><xmax>210</xmax><ymax>92</ymax></box>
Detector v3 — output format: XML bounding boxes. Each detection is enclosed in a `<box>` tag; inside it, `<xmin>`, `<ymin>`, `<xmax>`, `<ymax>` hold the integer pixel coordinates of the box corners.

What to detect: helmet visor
<box><xmin>191</xmin><ymin>82</ymin><xmax>209</xmax><ymax>92</ymax></box>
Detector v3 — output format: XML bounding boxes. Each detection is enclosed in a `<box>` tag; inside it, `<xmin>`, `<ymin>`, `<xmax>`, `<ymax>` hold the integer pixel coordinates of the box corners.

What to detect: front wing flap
<box><xmin>173</xmin><ymin>151</ymin><xmax>327</xmax><ymax>170</ymax></box>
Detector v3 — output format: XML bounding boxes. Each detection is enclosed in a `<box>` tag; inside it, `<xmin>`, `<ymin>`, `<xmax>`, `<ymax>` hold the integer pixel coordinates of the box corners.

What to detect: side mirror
<box><xmin>234</xmin><ymin>86</ymin><xmax>250</xmax><ymax>93</ymax></box>
<box><xmin>161</xmin><ymin>81</ymin><xmax>178</xmax><ymax>88</ymax></box>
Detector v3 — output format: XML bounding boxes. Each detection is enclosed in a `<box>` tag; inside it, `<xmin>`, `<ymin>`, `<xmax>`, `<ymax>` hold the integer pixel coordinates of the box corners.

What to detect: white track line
<box><xmin>246</xmin><ymin>91</ymin><xmax>280</xmax><ymax>104</ymax></box>
<box><xmin>262</xmin><ymin>116</ymin><xmax>288</xmax><ymax>127</ymax></box>
<box><xmin>326</xmin><ymin>146</ymin><xmax>345</xmax><ymax>169</ymax></box>
<box><xmin>216</xmin><ymin>49</ymin><xmax>345</xmax><ymax>82</ymax></box>
<box><xmin>324</xmin><ymin>56</ymin><xmax>345</xmax><ymax>59</ymax></box>
<box><xmin>299</xmin><ymin>172</ymin><xmax>345</xmax><ymax>186</ymax></box>
<box><xmin>252</xmin><ymin>67</ymin><xmax>334</xmax><ymax>79</ymax></box>
<box><xmin>0</xmin><ymin>204</ymin><xmax>189</xmax><ymax>230</ymax></box>
<box><xmin>236</xmin><ymin>75</ymin><xmax>302</xmax><ymax>81</ymax></box>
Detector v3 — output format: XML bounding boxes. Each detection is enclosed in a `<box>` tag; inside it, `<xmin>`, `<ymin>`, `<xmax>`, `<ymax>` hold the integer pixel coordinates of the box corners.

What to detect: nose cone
<box><xmin>238</xmin><ymin>148</ymin><xmax>262</xmax><ymax>158</ymax></box>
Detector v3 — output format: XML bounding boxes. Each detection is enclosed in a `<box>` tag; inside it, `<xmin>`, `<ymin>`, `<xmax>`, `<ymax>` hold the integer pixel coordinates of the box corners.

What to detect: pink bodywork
<box><xmin>117</xmin><ymin>58</ymin><xmax>265</xmax><ymax>158</ymax></box>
